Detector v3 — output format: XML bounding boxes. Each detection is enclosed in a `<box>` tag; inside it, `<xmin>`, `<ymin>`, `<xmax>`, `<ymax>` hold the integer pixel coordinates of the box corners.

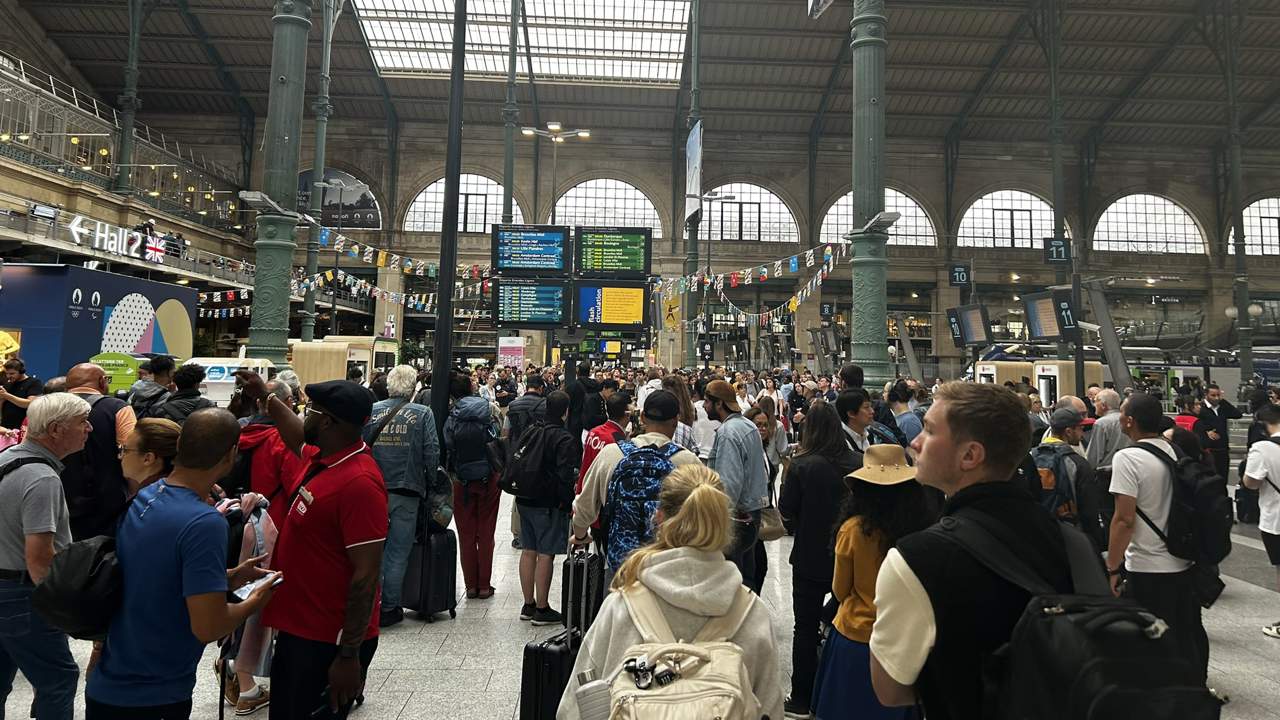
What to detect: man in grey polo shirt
<box><xmin>0</xmin><ymin>392</ymin><xmax>90</xmax><ymax>720</ymax></box>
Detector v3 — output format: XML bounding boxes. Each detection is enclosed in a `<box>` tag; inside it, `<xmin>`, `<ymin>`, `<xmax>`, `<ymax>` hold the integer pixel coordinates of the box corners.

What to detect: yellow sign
<box><xmin>599</xmin><ymin>287</ymin><xmax>645</xmax><ymax>326</ymax></box>
<box><xmin>663</xmin><ymin>297</ymin><xmax>681</xmax><ymax>331</ymax></box>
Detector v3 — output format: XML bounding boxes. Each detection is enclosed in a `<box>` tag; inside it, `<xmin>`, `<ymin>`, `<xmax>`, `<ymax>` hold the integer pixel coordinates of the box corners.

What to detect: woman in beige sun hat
<box><xmin>812</xmin><ymin>443</ymin><xmax>936</xmax><ymax>719</ymax></box>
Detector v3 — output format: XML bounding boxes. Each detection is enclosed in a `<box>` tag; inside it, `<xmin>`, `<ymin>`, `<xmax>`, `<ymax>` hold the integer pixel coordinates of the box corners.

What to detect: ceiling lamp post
<box><xmin>521</xmin><ymin>124</ymin><xmax>591</xmax><ymax>223</ymax></box>
<box><xmin>247</xmin><ymin>0</ymin><xmax>313</xmax><ymax>365</ymax></box>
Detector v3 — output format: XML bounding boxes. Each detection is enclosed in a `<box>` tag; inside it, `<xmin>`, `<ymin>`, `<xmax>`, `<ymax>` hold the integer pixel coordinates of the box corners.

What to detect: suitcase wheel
<box><xmin>424</xmin><ymin>614</ymin><xmax>435</xmax><ymax>624</ymax></box>
<box><xmin>356</xmin><ymin>694</ymin><xmax>364</xmax><ymax>706</ymax></box>
<box><xmin>449</xmin><ymin>609</ymin><xmax>456</xmax><ymax>619</ymax></box>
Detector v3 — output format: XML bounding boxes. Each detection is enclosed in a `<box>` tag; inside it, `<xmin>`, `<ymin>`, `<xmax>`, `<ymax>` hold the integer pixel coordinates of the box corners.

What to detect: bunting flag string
<box><xmin>289</xmin><ymin>268</ymin><xmax>493</xmax><ymax>316</ymax></box>
<box><xmin>198</xmin><ymin>289</ymin><xmax>252</xmax><ymax>305</ymax></box>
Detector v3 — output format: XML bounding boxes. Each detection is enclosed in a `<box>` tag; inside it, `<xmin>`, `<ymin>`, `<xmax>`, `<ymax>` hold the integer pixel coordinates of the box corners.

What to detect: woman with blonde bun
<box><xmin>556</xmin><ymin>464</ymin><xmax>784</xmax><ymax>720</ymax></box>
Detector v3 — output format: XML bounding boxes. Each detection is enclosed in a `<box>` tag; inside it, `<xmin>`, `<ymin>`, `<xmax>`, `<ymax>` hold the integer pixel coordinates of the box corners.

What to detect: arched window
<box><xmin>1093</xmin><ymin>194</ymin><xmax>1206</xmax><ymax>254</ymax></box>
<box><xmin>551</xmin><ymin>178</ymin><xmax>663</xmax><ymax>237</ymax></box>
<box><xmin>403</xmin><ymin>173</ymin><xmax>524</xmax><ymax>233</ymax></box>
<box><xmin>1228</xmin><ymin>197</ymin><xmax>1280</xmax><ymax>255</ymax></box>
<box><xmin>819</xmin><ymin>188</ymin><xmax>937</xmax><ymax>246</ymax></box>
<box><xmin>704</xmin><ymin>182</ymin><xmax>800</xmax><ymax>243</ymax></box>
<box><xmin>957</xmin><ymin>190</ymin><xmax>1067</xmax><ymax>248</ymax></box>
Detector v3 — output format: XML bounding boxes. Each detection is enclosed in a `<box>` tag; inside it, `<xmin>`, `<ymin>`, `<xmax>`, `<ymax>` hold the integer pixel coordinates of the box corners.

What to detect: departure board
<box><xmin>1023</xmin><ymin>292</ymin><xmax>1062</xmax><ymax>340</ymax></box>
<box><xmin>492</xmin><ymin>279</ymin><xmax>568</xmax><ymax>328</ymax></box>
<box><xmin>575</xmin><ymin>227</ymin><xmax>651</xmax><ymax>278</ymax></box>
<box><xmin>492</xmin><ymin>224</ymin><xmax>570</xmax><ymax>276</ymax></box>
<box><xmin>575</xmin><ymin>282</ymin><xmax>649</xmax><ymax>330</ymax></box>
<box><xmin>945</xmin><ymin>304</ymin><xmax>992</xmax><ymax>347</ymax></box>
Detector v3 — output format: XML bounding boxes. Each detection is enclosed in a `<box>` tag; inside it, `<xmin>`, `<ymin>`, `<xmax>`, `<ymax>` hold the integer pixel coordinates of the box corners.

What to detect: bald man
<box><xmin>1050</xmin><ymin>395</ymin><xmax>1089</xmax><ymax>457</ymax></box>
<box><xmin>63</xmin><ymin>363</ymin><xmax>136</xmax><ymax>539</ymax></box>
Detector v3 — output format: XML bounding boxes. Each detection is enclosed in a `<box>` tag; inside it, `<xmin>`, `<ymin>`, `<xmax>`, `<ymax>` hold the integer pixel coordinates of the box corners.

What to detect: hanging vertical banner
<box><xmin>685</xmin><ymin>120</ymin><xmax>704</xmax><ymax>221</ymax></box>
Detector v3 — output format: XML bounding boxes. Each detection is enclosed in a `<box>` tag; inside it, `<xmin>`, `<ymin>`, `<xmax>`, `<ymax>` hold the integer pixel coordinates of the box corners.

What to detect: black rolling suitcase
<box><xmin>401</xmin><ymin>528</ymin><xmax>458</xmax><ymax>622</ymax></box>
<box><xmin>560</xmin><ymin>547</ymin><xmax>605</xmax><ymax>634</ymax></box>
<box><xmin>520</xmin><ymin>544</ymin><xmax>592</xmax><ymax>719</ymax></box>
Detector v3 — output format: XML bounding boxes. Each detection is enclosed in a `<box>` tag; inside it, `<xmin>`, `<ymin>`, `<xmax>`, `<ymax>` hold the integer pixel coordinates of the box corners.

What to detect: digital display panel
<box><xmin>575</xmin><ymin>227</ymin><xmax>651</xmax><ymax>278</ymax></box>
<box><xmin>574</xmin><ymin>281</ymin><xmax>649</xmax><ymax>330</ymax></box>
<box><xmin>946</xmin><ymin>304</ymin><xmax>993</xmax><ymax>347</ymax></box>
<box><xmin>492</xmin><ymin>278</ymin><xmax>568</xmax><ymax>329</ymax></box>
<box><xmin>1023</xmin><ymin>292</ymin><xmax>1062</xmax><ymax>341</ymax></box>
<box><xmin>492</xmin><ymin>224</ymin><xmax>570</xmax><ymax>276</ymax></box>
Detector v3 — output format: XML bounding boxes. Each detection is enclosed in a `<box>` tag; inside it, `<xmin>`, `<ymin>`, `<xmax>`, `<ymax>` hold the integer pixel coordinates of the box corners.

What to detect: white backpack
<box><xmin>607</xmin><ymin>583</ymin><xmax>761</xmax><ymax>720</ymax></box>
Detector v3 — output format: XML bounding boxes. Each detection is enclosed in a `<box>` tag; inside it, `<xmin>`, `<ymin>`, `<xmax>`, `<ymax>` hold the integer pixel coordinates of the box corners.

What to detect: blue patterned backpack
<box><xmin>604</xmin><ymin>442</ymin><xmax>682</xmax><ymax>571</ymax></box>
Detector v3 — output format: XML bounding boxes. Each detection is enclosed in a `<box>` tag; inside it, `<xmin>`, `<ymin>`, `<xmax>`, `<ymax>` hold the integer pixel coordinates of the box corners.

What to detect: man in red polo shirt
<box><xmin>235</xmin><ymin>373</ymin><xmax>386</xmax><ymax>720</ymax></box>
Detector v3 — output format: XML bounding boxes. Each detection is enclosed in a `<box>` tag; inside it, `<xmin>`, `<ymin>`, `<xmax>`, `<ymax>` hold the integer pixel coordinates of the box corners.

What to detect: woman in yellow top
<box><xmin>812</xmin><ymin>444</ymin><xmax>933</xmax><ymax>719</ymax></box>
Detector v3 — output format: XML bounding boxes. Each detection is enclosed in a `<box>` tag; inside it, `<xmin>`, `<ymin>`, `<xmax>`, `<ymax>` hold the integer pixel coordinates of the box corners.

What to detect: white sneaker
<box><xmin>1262</xmin><ymin>623</ymin><xmax>1280</xmax><ymax>639</ymax></box>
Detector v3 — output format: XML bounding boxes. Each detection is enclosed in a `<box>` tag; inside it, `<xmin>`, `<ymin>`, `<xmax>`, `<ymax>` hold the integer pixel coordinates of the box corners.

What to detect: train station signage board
<box><xmin>66</xmin><ymin>215</ymin><xmax>167</xmax><ymax>265</ymax></box>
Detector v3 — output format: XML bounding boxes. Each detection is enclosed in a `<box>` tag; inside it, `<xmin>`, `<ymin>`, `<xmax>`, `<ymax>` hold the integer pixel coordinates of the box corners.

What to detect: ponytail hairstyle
<box><xmin>611</xmin><ymin>464</ymin><xmax>732</xmax><ymax>590</ymax></box>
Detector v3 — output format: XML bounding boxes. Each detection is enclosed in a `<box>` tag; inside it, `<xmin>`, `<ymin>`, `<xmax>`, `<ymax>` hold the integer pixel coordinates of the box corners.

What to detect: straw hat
<box><xmin>847</xmin><ymin>444</ymin><xmax>916</xmax><ymax>486</ymax></box>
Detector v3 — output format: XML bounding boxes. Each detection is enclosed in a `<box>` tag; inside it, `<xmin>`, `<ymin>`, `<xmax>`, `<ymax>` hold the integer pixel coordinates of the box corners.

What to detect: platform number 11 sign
<box><xmin>1044</xmin><ymin>237</ymin><xmax>1072</xmax><ymax>264</ymax></box>
<box><xmin>949</xmin><ymin>262</ymin><xmax>971</xmax><ymax>288</ymax></box>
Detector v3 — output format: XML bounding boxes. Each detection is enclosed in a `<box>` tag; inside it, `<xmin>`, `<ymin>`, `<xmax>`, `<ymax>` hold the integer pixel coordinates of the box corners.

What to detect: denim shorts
<box><xmin>517</xmin><ymin>504</ymin><xmax>570</xmax><ymax>556</ymax></box>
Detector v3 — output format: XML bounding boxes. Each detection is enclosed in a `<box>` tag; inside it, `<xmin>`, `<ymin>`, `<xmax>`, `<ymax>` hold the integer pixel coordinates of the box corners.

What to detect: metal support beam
<box><xmin>113</xmin><ymin>0</ymin><xmax>145</xmax><ymax>192</ymax></box>
<box><xmin>519</xmin><ymin>0</ymin><xmax>543</xmax><ymax>218</ymax></box>
<box><xmin>501</xmin><ymin>0</ymin><xmax>519</xmax><ymax>224</ymax></box>
<box><xmin>175</xmin><ymin>0</ymin><xmax>256</xmax><ymax>189</ymax></box>
<box><xmin>809</xmin><ymin>39</ymin><xmax>851</xmax><ymax>249</ymax></box>
<box><xmin>1242</xmin><ymin>84</ymin><xmax>1280</xmax><ymax>131</ymax></box>
<box><xmin>301</xmin><ymin>0</ymin><xmax>340</xmax><ymax>343</ymax></box>
<box><xmin>847</xmin><ymin>0</ymin><xmax>892</xmax><ymax>387</ymax></box>
<box><xmin>247</xmin><ymin>0</ymin><xmax>312</xmax><ymax>364</ymax></box>
<box><xmin>942</xmin><ymin>130</ymin><xmax>959</xmax><ymax>260</ymax></box>
<box><xmin>948</xmin><ymin>13</ymin><xmax>1030</xmax><ymax>139</ymax></box>
<box><xmin>1032</xmin><ymin>0</ymin><xmax>1072</xmax><ymax>363</ymax></box>
<box><xmin>672</xmin><ymin>20</ymin><xmax>692</xmax><ymax>256</ymax></box>
<box><xmin>430</xmin><ymin>0</ymin><xmax>469</xmax><ymax>449</ymax></box>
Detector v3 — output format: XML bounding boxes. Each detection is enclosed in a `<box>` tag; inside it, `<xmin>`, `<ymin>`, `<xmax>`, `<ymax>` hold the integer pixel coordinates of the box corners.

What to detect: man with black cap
<box><xmin>233</xmin><ymin>372</ymin><xmax>387</xmax><ymax>720</ymax></box>
<box><xmin>571</xmin><ymin>390</ymin><xmax>701</xmax><ymax>577</ymax></box>
<box><xmin>704</xmin><ymin>378</ymin><xmax>770</xmax><ymax>592</ymax></box>
<box><xmin>1029</xmin><ymin>407</ymin><xmax>1102</xmax><ymax>546</ymax></box>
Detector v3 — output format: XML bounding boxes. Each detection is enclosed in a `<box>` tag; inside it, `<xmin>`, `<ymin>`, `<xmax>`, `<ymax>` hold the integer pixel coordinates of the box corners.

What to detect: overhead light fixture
<box><xmin>521</xmin><ymin>127</ymin><xmax>535</xmax><ymax>136</ymax></box>
<box><xmin>577</xmin><ymin>130</ymin><xmax>591</xmax><ymax>138</ymax></box>
<box><xmin>1010</xmin><ymin>273</ymin><xmax>1021</xmax><ymax>281</ymax></box>
<box><xmin>197</xmin><ymin>210</ymin><xmax>208</xmax><ymax>215</ymax></box>
<box><xmin>1145</xmin><ymin>277</ymin><xmax>1156</xmax><ymax>285</ymax></box>
<box><xmin>70</xmin><ymin>136</ymin><xmax>80</xmax><ymax>145</ymax></box>
<box><xmin>204</xmin><ymin>193</ymin><xmax>213</xmax><ymax>201</ymax></box>
<box><xmin>228</xmin><ymin>203</ymin><xmax>235</xmax><ymax>210</ymax></box>
<box><xmin>233</xmin><ymin>224</ymin><xmax>243</xmax><ymax>230</ymax></box>
<box><xmin>910</xmin><ymin>292</ymin><xmax>919</xmax><ymax>299</ymax></box>
<box><xmin>80</xmin><ymin>165</ymin><xmax>93</xmax><ymax>171</ymax></box>
<box><xmin>0</xmin><ymin>133</ymin><xmax>9</xmax><ymax>143</ymax></box>
<box><xmin>17</xmin><ymin>133</ymin><xmax>29</xmax><ymax>141</ymax></box>
<box><xmin>98</xmin><ymin>147</ymin><xmax>109</xmax><ymax>157</ymax></box>
<box><xmin>546</xmin><ymin>121</ymin><xmax>562</xmax><ymax>131</ymax></box>
<box><xmin>553</xmin><ymin>135</ymin><xmax>566</xmax><ymax>143</ymax></box>
<box><xmin>172</xmin><ymin>171</ymin><xmax>179</xmax><ymax>180</ymax></box>
<box><xmin>147</xmin><ymin>190</ymin><xmax>160</xmax><ymax>197</ymax></box>
<box><xmin>1013</xmin><ymin>294</ymin><xmax>1021</xmax><ymax>301</ymax></box>
<box><xmin>187</xmin><ymin>185</ymin><xmax>196</xmax><ymax>192</ymax></box>
<box><xmin>176</xmin><ymin>278</ymin><xmax>189</xmax><ymax>285</ymax></box>
<box><xmin>149</xmin><ymin>164</ymin><xmax>156</xmax><ymax>170</ymax></box>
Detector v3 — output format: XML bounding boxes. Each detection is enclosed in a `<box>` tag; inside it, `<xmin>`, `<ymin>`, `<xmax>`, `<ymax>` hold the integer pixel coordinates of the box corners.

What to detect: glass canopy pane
<box><xmin>353</xmin><ymin>0</ymin><xmax>691</xmax><ymax>85</ymax></box>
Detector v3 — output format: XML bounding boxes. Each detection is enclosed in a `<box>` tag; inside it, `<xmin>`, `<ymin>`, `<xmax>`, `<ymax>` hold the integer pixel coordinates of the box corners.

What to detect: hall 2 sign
<box><xmin>66</xmin><ymin>216</ymin><xmax>167</xmax><ymax>265</ymax></box>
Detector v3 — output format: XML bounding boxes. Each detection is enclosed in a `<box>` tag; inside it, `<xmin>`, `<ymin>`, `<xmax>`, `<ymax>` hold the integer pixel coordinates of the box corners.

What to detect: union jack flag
<box><xmin>145</xmin><ymin>237</ymin><xmax>167</xmax><ymax>264</ymax></box>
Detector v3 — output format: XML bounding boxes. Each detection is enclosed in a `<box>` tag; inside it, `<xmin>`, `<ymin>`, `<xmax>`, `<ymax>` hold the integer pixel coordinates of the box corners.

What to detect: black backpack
<box><xmin>933</xmin><ymin>512</ymin><xmax>1222</xmax><ymax>720</ymax></box>
<box><xmin>31</xmin><ymin>535</ymin><xmax>121</xmax><ymax>641</ymax></box>
<box><xmin>1131</xmin><ymin>444</ymin><xmax>1233</xmax><ymax>565</ymax></box>
<box><xmin>446</xmin><ymin>410</ymin><xmax>494</xmax><ymax>487</ymax></box>
<box><xmin>499</xmin><ymin>423</ymin><xmax>553</xmax><ymax>499</ymax></box>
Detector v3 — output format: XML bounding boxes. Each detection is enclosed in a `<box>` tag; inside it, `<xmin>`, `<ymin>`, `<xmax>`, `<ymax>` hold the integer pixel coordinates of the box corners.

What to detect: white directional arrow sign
<box><xmin>67</xmin><ymin>215</ymin><xmax>87</xmax><ymax>245</ymax></box>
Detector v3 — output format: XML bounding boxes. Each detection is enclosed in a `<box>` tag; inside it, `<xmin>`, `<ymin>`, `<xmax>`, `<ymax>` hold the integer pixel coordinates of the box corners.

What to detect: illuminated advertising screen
<box><xmin>491</xmin><ymin>224</ymin><xmax>571</xmax><ymax>276</ymax></box>
<box><xmin>575</xmin><ymin>227</ymin><xmax>651</xmax><ymax>278</ymax></box>
<box><xmin>492</xmin><ymin>278</ymin><xmax>568</xmax><ymax>329</ymax></box>
<box><xmin>574</xmin><ymin>281</ymin><xmax>650</xmax><ymax>331</ymax></box>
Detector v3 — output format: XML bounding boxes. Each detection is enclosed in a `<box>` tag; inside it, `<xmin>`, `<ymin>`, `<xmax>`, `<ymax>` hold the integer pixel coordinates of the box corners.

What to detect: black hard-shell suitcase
<box><xmin>519</xmin><ymin>627</ymin><xmax>580</xmax><ymax>720</ymax></box>
<box><xmin>401</xmin><ymin>528</ymin><xmax>458</xmax><ymax>622</ymax></box>
<box><xmin>560</xmin><ymin>548</ymin><xmax>605</xmax><ymax>634</ymax></box>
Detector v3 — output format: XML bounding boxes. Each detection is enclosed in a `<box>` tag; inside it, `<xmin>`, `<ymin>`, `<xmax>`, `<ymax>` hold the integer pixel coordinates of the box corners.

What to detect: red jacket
<box><xmin>1174</xmin><ymin>414</ymin><xmax>1199</xmax><ymax>434</ymax></box>
<box><xmin>239</xmin><ymin>422</ymin><xmax>309</xmax><ymax>529</ymax></box>
<box><xmin>577</xmin><ymin>420</ymin><xmax>628</xmax><ymax>494</ymax></box>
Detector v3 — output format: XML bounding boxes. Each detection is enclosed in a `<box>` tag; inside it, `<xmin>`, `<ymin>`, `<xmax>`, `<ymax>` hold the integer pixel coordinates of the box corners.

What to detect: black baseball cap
<box><xmin>305</xmin><ymin>380</ymin><xmax>376</xmax><ymax>427</ymax></box>
<box><xmin>642</xmin><ymin>389</ymin><xmax>680</xmax><ymax>423</ymax></box>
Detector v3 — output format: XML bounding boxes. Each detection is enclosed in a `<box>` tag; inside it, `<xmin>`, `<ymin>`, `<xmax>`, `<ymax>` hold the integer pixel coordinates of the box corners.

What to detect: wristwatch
<box><xmin>337</xmin><ymin>645</ymin><xmax>359</xmax><ymax>660</ymax></box>
<box><xmin>1106</xmin><ymin>566</ymin><xmax>1124</xmax><ymax>577</ymax></box>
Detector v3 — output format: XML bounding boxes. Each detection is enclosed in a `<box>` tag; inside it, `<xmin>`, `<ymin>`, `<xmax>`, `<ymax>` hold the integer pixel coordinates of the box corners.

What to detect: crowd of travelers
<box><xmin>0</xmin><ymin>351</ymin><xmax>1262</xmax><ymax>720</ymax></box>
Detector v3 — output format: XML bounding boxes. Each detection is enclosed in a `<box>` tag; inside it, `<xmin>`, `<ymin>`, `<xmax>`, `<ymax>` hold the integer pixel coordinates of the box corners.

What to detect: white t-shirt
<box><xmin>869</xmin><ymin>548</ymin><xmax>935</xmax><ymax>685</ymax></box>
<box><xmin>1108</xmin><ymin>438</ymin><xmax>1193</xmax><ymax>574</ymax></box>
<box><xmin>692</xmin><ymin>401</ymin><xmax>721</xmax><ymax>460</ymax></box>
<box><xmin>1244</xmin><ymin>433</ymin><xmax>1280</xmax><ymax>536</ymax></box>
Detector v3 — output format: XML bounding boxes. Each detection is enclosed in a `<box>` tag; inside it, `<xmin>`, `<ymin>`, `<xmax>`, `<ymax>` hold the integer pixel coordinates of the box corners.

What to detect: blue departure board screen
<box><xmin>492</xmin><ymin>224</ymin><xmax>570</xmax><ymax>276</ymax></box>
<box><xmin>574</xmin><ymin>281</ymin><xmax>649</xmax><ymax>330</ymax></box>
<box><xmin>492</xmin><ymin>279</ymin><xmax>568</xmax><ymax>329</ymax></box>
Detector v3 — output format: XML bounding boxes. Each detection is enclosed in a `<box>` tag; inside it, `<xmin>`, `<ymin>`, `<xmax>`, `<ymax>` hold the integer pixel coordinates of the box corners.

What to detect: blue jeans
<box><xmin>0</xmin><ymin>578</ymin><xmax>78</xmax><ymax>720</ymax></box>
<box><xmin>381</xmin><ymin>492</ymin><xmax>420</xmax><ymax>609</ymax></box>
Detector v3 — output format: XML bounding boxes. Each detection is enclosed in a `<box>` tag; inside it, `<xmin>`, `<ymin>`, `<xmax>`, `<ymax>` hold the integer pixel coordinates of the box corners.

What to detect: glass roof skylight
<box><xmin>352</xmin><ymin>0</ymin><xmax>691</xmax><ymax>85</ymax></box>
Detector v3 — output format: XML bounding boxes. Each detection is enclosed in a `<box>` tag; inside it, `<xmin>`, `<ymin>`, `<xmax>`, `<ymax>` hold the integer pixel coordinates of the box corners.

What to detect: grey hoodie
<box><xmin>556</xmin><ymin>546</ymin><xmax>784</xmax><ymax>720</ymax></box>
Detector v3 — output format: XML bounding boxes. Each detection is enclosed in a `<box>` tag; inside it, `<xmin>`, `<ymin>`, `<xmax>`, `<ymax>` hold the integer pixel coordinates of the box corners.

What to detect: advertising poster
<box><xmin>498</xmin><ymin>336</ymin><xmax>525</xmax><ymax>367</ymax></box>
<box><xmin>296</xmin><ymin>168</ymin><xmax>382</xmax><ymax>229</ymax></box>
<box><xmin>576</xmin><ymin>283</ymin><xmax>648</xmax><ymax>330</ymax></box>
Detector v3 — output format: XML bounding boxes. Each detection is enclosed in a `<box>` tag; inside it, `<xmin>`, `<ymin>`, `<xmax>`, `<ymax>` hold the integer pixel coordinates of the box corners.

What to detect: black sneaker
<box><xmin>379</xmin><ymin>606</ymin><xmax>403</xmax><ymax>628</ymax></box>
<box><xmin>531</xmin><ymin>607</ymin><xmax>564</xmax><ymax>626</ymax></box>
<box><xmin>520</xmin><ymin>603</ymin><xmax>536</xmax><ymax>621</ymax></box>
<box><xmin>784</xmin><ymin>697</ymin><xmax>811</xmax><ymax>719</ymax></box>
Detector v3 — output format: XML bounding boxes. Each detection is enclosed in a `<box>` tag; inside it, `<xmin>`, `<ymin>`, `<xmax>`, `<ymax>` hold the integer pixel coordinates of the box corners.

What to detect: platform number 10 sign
<box><xmin>949</xmin><ymin>262</ymin><xmax>971</xmax><ymax>288</ymax></box>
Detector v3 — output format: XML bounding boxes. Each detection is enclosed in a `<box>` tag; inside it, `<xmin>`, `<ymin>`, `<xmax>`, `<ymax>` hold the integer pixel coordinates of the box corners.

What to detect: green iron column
<box><xmin>1224</xmin><ymin>0</ymin><xmax>1253</xmax><ymax>382</ymax></box>
<box><xmin>683</xmin><ymin>0</ymin><xmax>703</xmax><ymax>367</ymax></box>
<box><xmin>301</xmin><ymin>0</ymin><xmax>338</xmax><ymax>343</ymax></box>
<box><xmin>247</xmin><ymin>0</ymin><xmax>313</xmax><ymax>363</ymax></box>
<box><xmin>501</xmin><ymin>0</ymin><xmax>519</xmax><ymax>223</ymax></box>
<box><xmin>113</xmin><ymin>0</ymin><xmax>144</xmax><ymax>193</ymax></box>
<box><xmin>846</xmin><ymin>0</ymin><xmax>892</xmax><ymax>386</ymax></box>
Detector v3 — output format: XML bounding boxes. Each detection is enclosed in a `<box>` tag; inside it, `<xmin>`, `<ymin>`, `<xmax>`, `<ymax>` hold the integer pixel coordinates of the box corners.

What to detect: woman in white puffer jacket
<box><xmin>557</xmin><ymin>464</ymin><xmax>784</xmax><ymax>720</ymax></box>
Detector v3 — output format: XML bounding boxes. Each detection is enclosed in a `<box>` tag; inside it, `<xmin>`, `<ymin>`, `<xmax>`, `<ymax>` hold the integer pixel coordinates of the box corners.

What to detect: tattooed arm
<box><xmin>327</xmin><ymin>540</ymin><xmax>384</xmax><ymax>712</ymax></box>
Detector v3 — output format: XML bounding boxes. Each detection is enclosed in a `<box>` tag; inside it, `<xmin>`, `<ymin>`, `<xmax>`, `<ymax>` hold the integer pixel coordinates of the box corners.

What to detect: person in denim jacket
<box><xmin>362</xmin><ymin>365</ymin><xmax>442</xmax><ymax>628</ymax></box>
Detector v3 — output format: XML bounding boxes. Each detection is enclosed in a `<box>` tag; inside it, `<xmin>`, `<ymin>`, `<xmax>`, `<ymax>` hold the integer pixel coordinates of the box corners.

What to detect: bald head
<box><xmin>65</xmin><ymin>363</ymin><xmax>107</xmax><ymax>393</ymax></box>
<box><xmin>1054</xmin><ymin>395</ymin><xmax>1087</xmax><ymax>415</ymax></box>
<box><xmin>176</xmin><ymin>407</ymin><xmax>241</xmax><ymax>471</ymax></box>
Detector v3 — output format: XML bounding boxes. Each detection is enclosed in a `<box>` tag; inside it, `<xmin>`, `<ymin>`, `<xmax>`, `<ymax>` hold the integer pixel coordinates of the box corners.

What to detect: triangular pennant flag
<box><xmin>789</xmin><ymin>296</ymin><xmax>798</xmax><ymax>312</ymax></box>
<box><xmin>319</xmin><ymin>228</ymin><xmax>331</xmax><ymax>247</ymax></box>
<box><xmin>333</xmin><ymin>236</ymin><xmax>344</xmax><ymax>253</ymax></box>
<box><xmin>744</xmin><ymin>270</ymin><xmax>752</xmax><ymax>285</ymax></box>
<box><xmin>789</xmin><ymin>256</ymin><xmax>799</xmax><ymax>273</ymax></box>
<box><xmin>377</xmin><ymin>251</ymin><xmax>387</xmax><ymax>267</ymax></box>
<box><xmin>805</xmin><ymin>249</ymin><xmax>815</xmax><ymax>267</ymax></box>
<box><xmin>730</xmin><ymin>272</ymin><xmax>739</xmax><ymax>288</ymax></box>
<box><xmin>347</xmin><ymin>243</ymin><xmax>359</xmax><ymax>257</ymax></box>
<box><xmin>363</xmin><ymin>247</ymin><xmax>375</xmax><ymax>263</ymax></box>
<box><xmin>759</xmin><ymin>266</ymin><xmax>768</xmax><ymax>282</ymax></box>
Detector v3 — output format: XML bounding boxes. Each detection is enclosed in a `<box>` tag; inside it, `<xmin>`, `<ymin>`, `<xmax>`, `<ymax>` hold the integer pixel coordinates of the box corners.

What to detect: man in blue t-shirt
<box><xmin>87</xmin><ymin>408</ymin><xmax>279</xmax><ymax>720</ymax></box>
